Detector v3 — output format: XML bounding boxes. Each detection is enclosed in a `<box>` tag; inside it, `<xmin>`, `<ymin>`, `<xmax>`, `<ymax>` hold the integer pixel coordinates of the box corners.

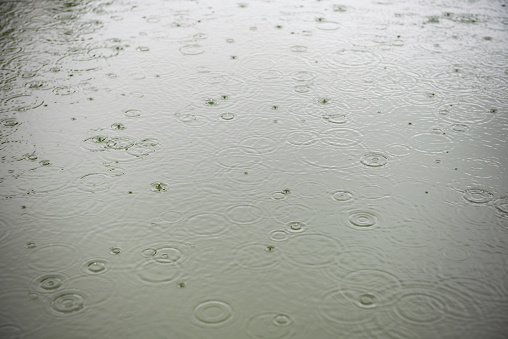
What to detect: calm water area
<box><xmin>1</xmin><ymin>0</ymin><xmax>508</xmax><ymax>338</ymax></box>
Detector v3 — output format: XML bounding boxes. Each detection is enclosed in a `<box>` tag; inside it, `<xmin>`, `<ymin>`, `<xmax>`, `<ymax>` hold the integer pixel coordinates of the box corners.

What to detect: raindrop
<box><xmin>28</xmin><ymin>243</ymin><xmax>79</xmax><ymax>271</ymax></box>
<box><xmin>268</xmin><ymin>230</ymin><xmax>289</xmax><ymax>242</ymax></box>
<box><xmin>285</xmin><ymin>221</ymin><xmax>307</xmax><ymax>233</ymax></box>
<box><xmin>51</xmin><ymin>292</ymin><xmax>85</xmax><ymax>315</ymax></box>
<box><xmin>331</xmin><ymin>190</ymin><xmax>354</xmax><ymax>202</ymax></box>
<box><xmin>81</xmin><ymin>259</ymin><xmax>109</xmax><ymax>274</ymax></box>
<box><xmin>220</xmin><ymin>112</ymin><xmax>236</xmax><ymax>121</ymax></box>
<box><xmin>193</xmin><ymin>300</ymin><xmax>232</xmax><ymax>326</ymax></box>
<box><xmin>247</xmin><ymin>312</ymin><xmax>295</xmax><ymax>338</ymax></box>
<box><xmin>124</xmin><ymin>109</ymin><xmax>141</xmax><ymax>117</ymax></box>
<box><xmin>360</xmin><ymin>152</ymin><xmax>388</xmax><ymax>167</ymax></box>
<box><xmin>410</xmin><ymin>133</ymin><xmax>453</xmax><ymax>153</ymax></box>
<box><xmin>31</xmin><ymin>273</ymin><xmax>68</xmax><ymax>293</ymax></box>
<box><xmin>322</xmin><ymin>114</ymin><xmax>347</xmax><ymax>124</ymax></box>
<box><xmin>136</xmin><ymin>261</ymin><xmax>181</xmax><ymax>284</ymax></box>
<box><xmin>347</xmin><ymin>210</ymin><xmax>379</xmax><ymax>229</ymax></box>
<box><xmin>462</xmin><ymin>188</ymin><xmax>494</xmax><ymax>204</ymax></box>
<box><xmin>150</xmin><ymin>182</ymin><xmax>169</xmax><ymax>193</ymax></box>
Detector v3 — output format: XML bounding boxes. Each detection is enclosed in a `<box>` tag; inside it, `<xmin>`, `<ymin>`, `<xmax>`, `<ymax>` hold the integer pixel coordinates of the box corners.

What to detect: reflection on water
<box><xmin>1</xmin><ymin>0</ymin><xmax>508</xmax><ymax>337</ymax></box>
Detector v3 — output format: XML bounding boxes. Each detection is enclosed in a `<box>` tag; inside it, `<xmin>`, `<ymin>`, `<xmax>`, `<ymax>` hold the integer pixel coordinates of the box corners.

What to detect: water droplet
<box><xmin>220</xmin><ymin>112</ymin><xmax>235</xmax><ymax>121</ymax></box>
<box><xmin>285</xmin><ymin>221</ymin><xmax>307</xmax><ymax>233</ymax></box>
<box><xmin>360</xmin><ymin>152</ymin><xmax>388</xmax><ymax>167</ymax></box>
<box><xmin>82</xmin><ymin>259</ymin><xmax>108</xmax><ymax>274</ymax></box>
<box><xmin>193</xmin><ymin>300</ymin><xmax>232</xmax><ymax>326</ymax></box>
<box><xmin>150</xmin><ymin>182</ymin><xmax>169</xmax><ymax>192</ymax></box>
<box><xmin>247</xmin><ymin>312</ymin><xmax>295</xmax><ymax>338</ymax></box>
<box><xmin>124</xmin><ymin>109</ymin><xmax>141</xmax><ymax>117</ymax></box>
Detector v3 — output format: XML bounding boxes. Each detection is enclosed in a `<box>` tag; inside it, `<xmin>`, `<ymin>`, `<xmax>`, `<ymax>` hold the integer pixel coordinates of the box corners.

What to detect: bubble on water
<box><xmin>148</xmin><ymin>181</ymin><xmax>168</xmax><ymax>193</ymax></box>
<box><xmin>28</xmin><ymin>243</ymin><xmax>79</xmax><ymax>271</ymax></box>
<box><xmin>360</xmin><ymin>152</ymin><xmax>388</xmax><ymax>167</ymax></box>
<box><xmin>347</xmin><ymin>210</ymin><xmax>379</xmax><ymax>229</ymax></box>
<box><xmin>316</xmin><ymin>20</ymin><xmax>340</xmax><ymax>30</ymax></box>
<box><xmin>462</xmin><ymin>188</ymin><xmax>494</xmax><ymax>204</ymax></box>
<box><xmin>285</xmin><ymin>221</ymin><xmax>307</xmax><ymax>233</ymax></box>
<box><xmin>234</xmin><ymin>242</ymin><xmax>280</xmax><ymax>270</ymax></box>
<box><xmin>321</xmin><ymin>128</ymin><xmax>363</xmax><ymax>147</ymax></box>
<box><xmin>124</xmin><ymin>109</ymin><xmax>141</xmax><ymax>117</ymax></box>
<box><xmin>290</xmin><ymin>71</ymin><xmax>317</xmax><ymax>81</ymax></box>
<box><xmin>226</xmin><ymin>204</ymin><xmax>265</xmax><ymax>224</ymax></box>
<box><xmin>331</xmin><ymin>190</ymin><xmax>355</xmax><ymax>202</ymax></box>
<box><xmin>247</xmin><ymin>312</ymin><xmax>295</xmax><ymax>338</ymax></box>
<box><xmin>286</xmin><ymin>130</ymin><xmax>319</xmax><ymax>146</ymax></box>
<box><xmin>76</xmin><ymin>173</ymin><xmax>113</xmax><ymax>192</ymax></box>
<box><xmin>192</xmin><ymin>300</ymin><xmax>232</xmax><ymax>326</ymax></box>
<box><xmin>31</xmin><ymin>273</ymin><xmax>68</xmax><ymax>294</ymax></box>
<box><xmin>290</xmin><ymin>45</ymin><xmax>308</xmax><ymax>52</ymax></box>
<box><xmin>410</xmin><ymin>133</ymin><xmax>453</xmax><ymax>153</ymax></box>
<box><xmin>81</xmin><ymin>259</ymin><xmax>109</xmax><ymax>274</ymax></box>
<box><xmin>185</xmin><ymin>212</ymin><xmax>229</xmax><ymax>237</ymax></box>
<box><xmin>51</xmin><ymin>292</ymin><xmax>85</xmax><ymax>315</ymax></box>
<box><xmin>268</xmin><ymin>230</ymin><xmax>289</xmax><ymax>242</ymax></box>
<box><xmin>282</xmin><ymin>233</ymin><xmax>343</xmax><ymax>267</ymax></box>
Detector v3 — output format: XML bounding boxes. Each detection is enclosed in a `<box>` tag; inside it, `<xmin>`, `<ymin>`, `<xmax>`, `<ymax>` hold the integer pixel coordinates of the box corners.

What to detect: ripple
<box><xmin>233</xmin><ymin>242</ymin><xmax>280</xmax><ymax>270</ymax></box>
<box><xmin>386</xmin><ymin>144</ymin><xmax>412</xmax><ymax>157</ymax></box>
<box><xmin>124</xmin><ymin>109</ymin><xmax>141</xmax><ymax>117</ymax></box>
<box><xmin>436</xmin><ymin>102</ymin><xmax>496</xmax><ymax>125</ymax></box>
<box><xmin>75</xmin><ymin>173</ymin><xmax>113</xmax><ymax>192</ymax></box>
<box><xmin>159</xmin><ymin>210</ymin><xmax>183</xmax><ymax>224</ymax></box>
<box><xmin>126</xmin><ymin>138</ymin><xmax>160</xmax><ymax>157</ymax></box>
<box><xmin>326</xmin><ymin>48</ymin><xmax>381</xmax><ymax>68</ymax></box>
<box><xmin>214</xmin><ymin>146</ymin><xmax>260</xmax><ymax>168</ymax></box>
<box><xmin>316</xmin><ymin>20</ymin><xmax>340</xmax><ymax>30</ymax></box>
<box><xmin>219</xmin><ymin>112</ymin><xmax>236</xmax><ymax>121</ymax></box>
<box><xmin>219</xmin><ymin>163</ymin><xmax>273</xmax><ymax>189</ymax></box>
<box><xmin>462</xmin><ymin>188</ymin><xmax>495</xmax><ymax>204</ymax></box>
<box><xmin>282</xmin><ymin>233</ymin><xmax>343</xmax><ymax>267</ymax></box>
<box><xmin>494</xmin><ymin>197</ymin><xmax>508</xmax><ymax>214</ymax></box>
<box><xmin>82</xmin><ymin>135</ymin><xmax>111</xmax><ymax>152</ymax></box>
<box><xmin>247</xmin><ymin>312</ymin><xmax>295</xmax><ymax>339</ymax></box>
<box><xmin>327</xmin><ymin>243</ymin><xmax>389</xmax><ymax>276</ymax></box>
<box><xmin>268</xmin><ymin>230</ymin><xmax>289</xmax><ymax>242</ymax></box>
<box><xmin>286</xmin><ymin>130</ymin><xmax>319</xmax><ymax>146</ymax></box>
<box><xmin>179</xmin><ymin>44</ymin><xmax>205</xmax><ymax>55</ymax></box>
<box><xmin>136</xmin><ymin>261</ymin><xmax>181</xmax><ymax>284</ymax></box>
<box><xmin>68</xmin><ymin>275</ymin><xmax>115</xmax><ymax>307</ymax></box>
<box><xmin>272</xmin><ymin>203</ymin><xmax>316</xmax><ymax>223</ymax></box>
<box><xmin>322</xmin><ymin>113</ymin><xmax>348</xmax><ymax>124</ymax></box>
<box><xmin>319</xmin><ymin>288</ymin><xmax>377</xmax><ymax>325</ymax></box>
<box><xmin>226</xmin><ymin>204</ymin><xmax>265</xmax><ymax>224</ymax></box>
<box><xmin>28</xmin><ymin>243</ymin><xmax>79</xmax><ymax>271</ymax></box>
<box><xmin>292</xmin><ymin>181</ymin><xmax>327</xmax><ymax>198</ymax></box>
<box><xmin>360</xmin><ymin>152</ymin><xmax>388</xmax><ymax>167</ymax></box>
<box><xmin>340</xmin><ymin>269</ymin><xmax>402</xmax><ymax>307</ymax></box>
<box><xmin>390</xmin><ymin>281</ymin><xmax>484</xmax><ymax>326</ymax></box>
<box><xmin>347</xmin><ymin>210</ymin><xmax>379</xmax><ymax>230</ymax></box>
<box><xmin>290</xmin><ymin>71</ymin><xmax>317</xmax><ymax>82</ymax></box>
<box><xmin>300</xmin><ymin>145</ymin><xmax>364</xmax><ymax>170</ymax></box>
<box><xmin>185</xmin><ymin>212</ymin><xmax>229</xmax><ymax>237</ymax></box>
<box><xmin>31</xmin><ymin>273</ymin><xmax>69</xmax><ymax>294</ymax></box>
<box><xmin>81</xmin><ymin>258</ymin><xmax>109</xmax><ymax>275</ymax></box>
<box><xmin>241</xmin><ymin>56</ymin><xmax>277</xmax><ymax>70</ymax></box>
<box><xmin>15</xmin><ymin>166</ymin><xmax>69</xmax><ymax>195</ymax></box>
<box><xmin>50</xmin><ymin>291</ymin><xmax>85</xmax><ymax>316</ymax></box>
<box><xmin>289</xmin><ymin>45</ymin><xmax>308</xmax><ymax>53</ymax></box>
<box><xmin>386</xmin><ymin>219</ymin><xmax>441</xmax><ymax>248</ymax></box>
<box><xmin>410</xmin><ymin>133</ymin><xmax>454</xmax><ymax>153</ymax></box>
<box><xmin>239</xmin><ymin>136</ymin><xmax>280</xmax><ymax>155</ymax></box>
<box><xmin>193</xmin><ymin>300</ymin><xmax>232</xmax><ymax>326</ymax></box>
<box><xmin>320</xmin><ymin>128</ymin><xmax>363</xmax><ymax>147</ymax></box>
<box><xmin>331</xmin><ymin>189</ymin><xmax>355</xmax><ymax>202</ymax></box>
<box><xmin>1</xmin><ymin>93</ymin><xmax>44</xmax><ymax>112</ymax></box>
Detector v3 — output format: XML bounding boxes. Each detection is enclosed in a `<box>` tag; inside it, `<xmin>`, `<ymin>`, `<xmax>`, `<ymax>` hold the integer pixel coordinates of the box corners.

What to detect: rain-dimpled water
<box><xmin>1</xmin><ymin>0</ymin><xmax>507</xmax><ymax>338</ymax></box>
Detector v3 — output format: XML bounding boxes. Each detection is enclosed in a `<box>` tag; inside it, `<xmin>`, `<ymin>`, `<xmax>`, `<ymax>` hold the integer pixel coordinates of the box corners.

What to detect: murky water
<box><xmin>1</xmin><ymin>0</ymin><xmax>507</xmax><ymax>338</ymax></box>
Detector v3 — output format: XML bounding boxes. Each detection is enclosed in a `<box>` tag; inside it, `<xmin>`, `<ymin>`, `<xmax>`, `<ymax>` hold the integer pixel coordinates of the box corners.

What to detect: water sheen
<box><xmin>0</xmin><ymin>0</ymin><xmax>507</xmax><ymax>338</ymax></box>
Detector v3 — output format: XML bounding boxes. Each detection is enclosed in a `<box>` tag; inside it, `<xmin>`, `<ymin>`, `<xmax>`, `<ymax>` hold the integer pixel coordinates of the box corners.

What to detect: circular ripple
<box><xmin>462</xmin><ymin>188</ymin><xmax>494</xmax><ymax>204</ymax></box>
<box><xmin>150</xmin><ymin>181</ymin><xmax>169</xmax><ymax>193</ymax></box>
<box><xmin>28</xmin><ymin>243</ymin><xmax>79</xmax><ymax>271</ymax></box>
<box><xmin>292</xmin><ymin>181</ymin><xmax>327</xmax><ymax>198</ymax></box>
<box><xmin>316</xmin><ymin>20</ymin><xmax>340</xmax><ymax>30</ymax></box>
<box><xmin>31</xmin><ymin>273</ymin><xmax>69</xmax><ymax>294</ymax></box>
<box><xmin>247</xmin><ymin>312</ymin><xmax>295</xmax><ymax>339</ymax></box>
<box><xmin>233</xmin><ymin>242</ymin><xmax>280</xmax><ymax>270</ymax></box>
<box><xmin>290</xmin><ymin>71</ymin><xmax>317</xmax><ymax>81</ymax></box>
<box><xmin>436</xmin><ymin>102</ymin><xmax>496</xmax><ymax>125</ymax></box>
<box><xmin>185</xmin><ymin>212</ymin><xmax>229</xmax><ymax>237</ymax></box>
<box><xmin>76</xmin><ymin>173</ymin><xmax>113</xmax><ymax>192</ymax></box>
<box><xmin>327</xmin><ymin>243</ymin><xmax>389</xmax><ymax>277</ymax></box>
<box><xmin>136</xmin><ymin>261</ymin><xmax>181</xmax><ymax>284</ymax></box>
<box><xmin>2</xmin><ymin>94</ymin><xmax>43</xmax><ymax>112</ymax></box>
<box><xmin>126</xmin><ymin>138</ymin><xmax>160</xmax><ymax>157</ymax></box>
<box><xmin>241</xmin><ymin>56</ymin><xmax>277</xmax><ymax>70</ymax></box>
<box><xmin>81</xmin><ymin>258</ymin><xmax>109</xmax><ymax>275</ymax></box>
<box><xmin>360</xmin><ymin>152</ymin><xmax>388</xmax><ymax>167</ymax></box>
<box><xmin>323</xmin><ymin>114</ymin><xmax>348</xmax><ymax>124</ymax></box>
<box><xmin>272</xmin><ymin>203</ymin><xmax>316</xmax><ymax>223</ymax></box>
<box><xmin>179</xmin><ymin>44</ymin><xmax>204</xmax><ymax>55</ymax></box>
<box><xmin>347</xmin><ymin>210</ymin><xmax>379</xmax><ymax>229</ymax></box>
<box><xmin>410</xmin><ymin>133</ymin><xmax>454</xmax><ymax>153</ymax></box>
<box><xmin>226</xmin><ymin>204</ymin><xmax>265</xmax><ymax>224</ymax></box>
<box><xmin>319</xmin><ymin>288</ymin><xmax>377</xmax><ymax>325</ymax></box>
<box><xmin>286</xmin><ymin>130</ymin><xmax>319</xmax><ymax>147</ymax></box>
<box><xmin>331</xmin><ymin>190</ymin><xmax>355</xmax><ymax>202</ymax></box>
<box><xmin>16</xmin><ymin>166</ymin><xmax>69</xmax><ymax>195</ymax></box>
<box><xmin>51</xmin><ymin>292</ymin><xmax>85</xmax><ymax>315</ymax></box>
<box><xmin>140</xmin><ymin>243</ymin><xmax>187</xmax><ymax>264</ymax></box>
<box><xmin>320</xmin><ymin>128</ymin><xmax>363</xmax><ymax>147</ymax></box>
<box><xmin>284</xmin><ymin>221</ymin><xmax>308</xmax><ymax>233</ymax></box>
<box><xmin>494</xmin><ymin>197</ymin><xmax>508</xmax><ymax>214</ymax></box>
<box><xmin>386</xmin><ymin>219</ymin><xmax>440</xmax><ymax>248</ymax></box>
<box><xmin>326</xmin><ymin>48</ymin><xmax>381</xmax><ymax>68</ymax></box>
<box><xmin>215</xmin><ymin>146</ymin><xmax>260</xmax><ymax>168</ymax></box>
<box><xmin>239</xmin><ymin>136</ymin><xmax>280</xmax><ymax>155</ymax></box>
<box><xmin>268</xmin><ymin>230</ymin><xmax>289</xmax><ymax>242</ymax></box>
<box><xmin>193</xmin><ymin>300</ymin><xmax>232</xmax><ymax>326</ymax></box>
<box><xmin>82</xmin><ymin>135</ymin><xmax>111</xmax><ymax>152</ymax></box>
<box><xmin>283</xmin><ymin>233</ymin><xmax>343</xmax><ymax>267</ymax></box>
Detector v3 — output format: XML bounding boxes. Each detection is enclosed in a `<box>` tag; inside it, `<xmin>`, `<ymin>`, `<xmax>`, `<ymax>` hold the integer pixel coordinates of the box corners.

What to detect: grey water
<box><xmin>0</xmin><ymin>0</ymin><xmax>507</xmax><ymax>338</ymax></box>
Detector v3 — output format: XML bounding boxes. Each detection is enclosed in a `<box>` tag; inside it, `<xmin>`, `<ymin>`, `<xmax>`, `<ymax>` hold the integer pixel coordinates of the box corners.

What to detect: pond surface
<box><xmin>1</xmin><ymin>0</ymin><xmax>508</xmax><ymax>338</ymax></box>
